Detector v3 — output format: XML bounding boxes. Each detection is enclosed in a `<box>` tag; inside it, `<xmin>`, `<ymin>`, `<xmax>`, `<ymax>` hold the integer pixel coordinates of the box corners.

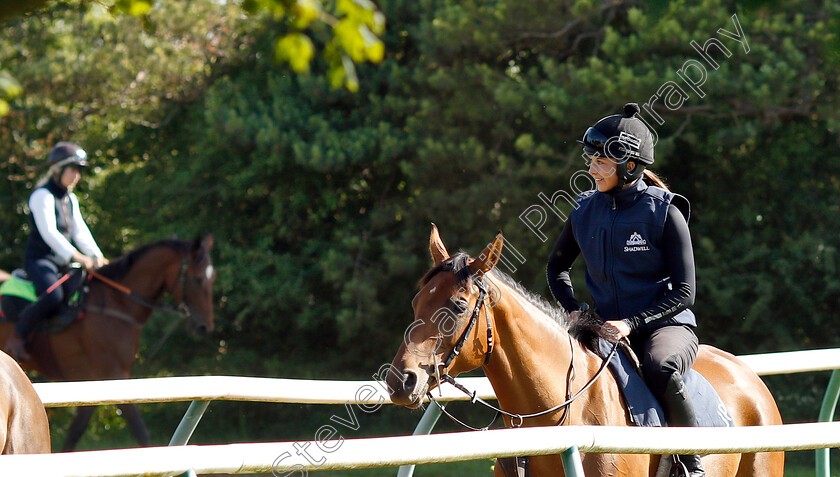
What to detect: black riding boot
<box><xmin>663</xmin><ymin>373</ymin><xmax>705</xmax><ymax>477</ymax></box>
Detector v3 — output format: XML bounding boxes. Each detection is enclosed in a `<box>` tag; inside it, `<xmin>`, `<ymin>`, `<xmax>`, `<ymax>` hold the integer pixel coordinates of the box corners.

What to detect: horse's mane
<box><xmin>96</xmin><ymin>239</ymin><xmax>190</xmax><ymax>280</ymax></box>
<box><xmin>420</xmin><ymin>252</ymin><xmax>616</xmax><ymax>350</ymax></box>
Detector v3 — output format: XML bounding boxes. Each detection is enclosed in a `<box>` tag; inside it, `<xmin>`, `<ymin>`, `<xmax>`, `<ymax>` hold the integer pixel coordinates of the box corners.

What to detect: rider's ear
<box><xmin>429</xmin><ymin>223</ymin><xmax>450</xmax><ymax>265</ymax></box>
<box><xmin>469</xmin><ymin>231</ymin><xmax>504</xmax><ymax>275</ymax></box>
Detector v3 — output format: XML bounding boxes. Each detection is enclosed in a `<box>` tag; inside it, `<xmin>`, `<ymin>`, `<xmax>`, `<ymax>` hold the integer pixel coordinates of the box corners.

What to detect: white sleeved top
<box><xmin>29</xmin><ymin>187</ymin><xmax>103</xmax><ymax>265</ymax></box>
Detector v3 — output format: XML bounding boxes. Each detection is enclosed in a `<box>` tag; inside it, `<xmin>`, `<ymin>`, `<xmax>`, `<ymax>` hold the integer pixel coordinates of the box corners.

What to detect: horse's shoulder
<box><xmin>0</xmin><ymin>351</ymin><xmax>51</xmax><ymax>453</ymax></box>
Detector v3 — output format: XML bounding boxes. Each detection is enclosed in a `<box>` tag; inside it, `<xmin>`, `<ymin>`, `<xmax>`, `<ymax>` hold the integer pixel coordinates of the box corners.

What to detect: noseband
<box><xmin>428</xmin><ymin>273</ymin><xmax>619</xmax><ymax>430</ymax></box>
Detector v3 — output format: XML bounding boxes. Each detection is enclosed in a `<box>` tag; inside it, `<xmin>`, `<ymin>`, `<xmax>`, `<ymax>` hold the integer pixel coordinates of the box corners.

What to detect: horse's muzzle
<box><xmin>387</xmin><ymin>368</ymin><xmax>427</xmax><ymax>408</ymax></box>
<box><xmin>187</xmin><ymin>315</ymin><xmax>214</xmax><ymax>336</ymax></box>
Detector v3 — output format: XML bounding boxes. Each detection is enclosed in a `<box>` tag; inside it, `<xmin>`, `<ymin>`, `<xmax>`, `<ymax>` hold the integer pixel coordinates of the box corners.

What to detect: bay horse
<box><xmin>0</xmin><ymin>350</ymin><xmax>51</xmax><ymax>454</ymax></box>
<box><xmin>387</xmin><ymin>226</ymin><xmax>784</xmax><ymax>476</ymax></box>
<box><xmin>0</xmin><ymin>234</ymin><xmax>216</xmax><ymax>451</ymax></box>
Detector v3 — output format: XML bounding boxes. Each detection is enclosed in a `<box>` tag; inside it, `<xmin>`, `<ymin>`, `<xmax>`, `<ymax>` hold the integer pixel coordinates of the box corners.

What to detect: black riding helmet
<box><xmin>578</xmin><ymin>103</ymin><xmax>655</xmax><ymax>191</ymax></box>
<box><xmin>47</xmin><ymin>142</ymin><xmax>88</xmax><ymax>169</ymax></box>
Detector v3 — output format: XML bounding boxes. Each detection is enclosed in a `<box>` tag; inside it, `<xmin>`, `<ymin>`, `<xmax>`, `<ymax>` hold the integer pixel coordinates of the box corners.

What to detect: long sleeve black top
<box><xmin>546</xmin><ymin>204</ymin><xmax>695</xmax><ymax>334</ymax></box>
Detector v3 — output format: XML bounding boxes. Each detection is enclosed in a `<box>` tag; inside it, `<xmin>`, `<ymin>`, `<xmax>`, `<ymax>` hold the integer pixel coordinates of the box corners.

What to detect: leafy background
<box><xmin>1</xmin><ymin>0</ymin><xmax>839</xmax><ymax>474</ymax></box>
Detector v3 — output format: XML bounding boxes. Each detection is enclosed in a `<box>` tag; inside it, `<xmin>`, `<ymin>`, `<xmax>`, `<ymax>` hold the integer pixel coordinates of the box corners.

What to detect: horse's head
<box><xmin>386</xmin><ymin>225</ymin><xmax>503</xmax><ymax>408</ymax></box>
<box><xmin>179</xmin><ymin>233</ymin><xmax>216</xmax><ymax>336</ymax></box>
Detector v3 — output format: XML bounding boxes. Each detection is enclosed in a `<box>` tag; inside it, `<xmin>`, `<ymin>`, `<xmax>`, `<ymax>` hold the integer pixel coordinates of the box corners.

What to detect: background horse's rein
<box><xmin>85</xmin><ymin>257</ymin><xmax>193</xmax><ymax>359</ymax></box>
<box><xmin>84</xmin><ymin>253</ymin><xmax>192</xmax><ymax>322</ymax></box>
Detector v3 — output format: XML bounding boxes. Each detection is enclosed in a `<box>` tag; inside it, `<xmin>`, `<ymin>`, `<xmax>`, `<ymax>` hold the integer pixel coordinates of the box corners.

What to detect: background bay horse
<box><xmin>387</xmin><ymin>226</ymin><xmax>784</xmax><ymax>476</ymax></box>
<box><xmin>0</xmin><ymin>234</ymin><xmax>216</xmax><ymax>451</ymax></box>
<box><xmin>0</xmin><ymin>350</ymin><xmax>50</xmax><ymax>454</ymax></box>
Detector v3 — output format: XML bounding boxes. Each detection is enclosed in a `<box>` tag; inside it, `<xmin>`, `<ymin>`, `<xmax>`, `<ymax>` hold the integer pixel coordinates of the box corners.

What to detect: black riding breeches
<box><xmin>15</xmin><ymin>258</ymin><xmax>85</xmax><ymax>338</ymax></box>
<box><xmin>631</xmin><ymin>324</ymin><xmax>699</xmax><ymax>400</ymax></box>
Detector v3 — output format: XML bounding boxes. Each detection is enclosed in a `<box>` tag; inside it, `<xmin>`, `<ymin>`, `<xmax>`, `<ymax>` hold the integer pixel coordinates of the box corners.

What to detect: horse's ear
<box><xmin>469</xmin><ymin>230</ymin><xmax>504</xmax><ymax>275</ymax></box>
<box><xmin>429</xmin><ymin>223</ymin><xmax>450</xmax><ymax>265</ymax></box>
<box><xmin>201</xmin><ymin>233</ymin><xmax>214</xmax><ymax>251</ymax></box>
<box><xmin>191</xmin><ymin>233</ymin><xmax>214</xmax><ymax>257</ymax></box>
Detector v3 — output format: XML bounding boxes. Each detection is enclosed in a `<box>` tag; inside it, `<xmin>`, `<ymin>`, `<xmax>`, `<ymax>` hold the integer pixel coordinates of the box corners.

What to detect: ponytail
<box><xmin>643</xmin><ymin>169</ymin><xmax>669</xmax><ymax>191</ymax></box>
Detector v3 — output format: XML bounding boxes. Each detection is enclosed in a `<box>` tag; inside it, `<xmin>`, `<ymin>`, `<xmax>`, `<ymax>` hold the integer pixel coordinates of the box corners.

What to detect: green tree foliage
<box><xmin>0</xmin><ymin>1</ymin><xmax>250</xmax><ymax>267</ymax></box>
<box><xmin>0</xmin><ymin>0</ymin><xmax>384</xmax><ymax>112</ymax></box>
<box><xmin>2</xmin><ymin>0</ymin><xmax>839</xmax><ymax>445</ymax></box>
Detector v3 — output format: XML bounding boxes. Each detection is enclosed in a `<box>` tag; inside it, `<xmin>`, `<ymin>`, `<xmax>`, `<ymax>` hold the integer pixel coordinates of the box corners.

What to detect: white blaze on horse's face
<box><xmin>429</xmin><ymin>286</ymin><xmax>437</xmax><ymax>294</ymax></box>
<box><xmin>205</xmin><ymin>265</ymin><xmax>214</xmax><ymax>281</ymax></box>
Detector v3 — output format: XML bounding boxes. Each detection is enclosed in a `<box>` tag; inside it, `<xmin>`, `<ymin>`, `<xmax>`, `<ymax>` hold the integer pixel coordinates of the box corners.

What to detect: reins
<box><xmin>427</xmin><ymin>273</ymin><xmax>620</xmax><ymax>430</ymax></box>
<box><xmin>84</xmin><ymin>253</ymin><xmax>193</xmax><ymax>324</ymax></box>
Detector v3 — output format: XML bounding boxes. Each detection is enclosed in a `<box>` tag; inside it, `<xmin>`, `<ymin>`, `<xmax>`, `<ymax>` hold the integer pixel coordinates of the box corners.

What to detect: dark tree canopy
<box><xmin>1</xmin><ymin>0</ymin><xmax>838</xmax><ymax>451</ymax></box>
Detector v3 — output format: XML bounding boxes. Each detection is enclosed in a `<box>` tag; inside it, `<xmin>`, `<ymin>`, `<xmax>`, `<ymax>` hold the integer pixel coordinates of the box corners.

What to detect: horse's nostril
<box><xmin>403</xmin><ymin>370</ymin><xmax>417</xmax><ymax>394</ymax></box>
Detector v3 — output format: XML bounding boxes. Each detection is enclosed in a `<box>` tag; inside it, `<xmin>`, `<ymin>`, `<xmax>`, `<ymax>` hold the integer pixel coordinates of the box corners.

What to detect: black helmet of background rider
<box><xmin>578</xmin><ymin>103</ymin><xmax>655</xmax><ymax>192</ymax></box>
<box><xmin>46</xmin><ymin>142</ymin><xmax>88</xmax><ymax>180</ymax></box>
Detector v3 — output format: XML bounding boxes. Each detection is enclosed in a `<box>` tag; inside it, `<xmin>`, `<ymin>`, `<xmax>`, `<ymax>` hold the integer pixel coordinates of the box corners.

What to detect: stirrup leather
<box><xmin>496</xmin><ymin>456</ymin><xmax>530</xmax><ymax>477</ymax></box>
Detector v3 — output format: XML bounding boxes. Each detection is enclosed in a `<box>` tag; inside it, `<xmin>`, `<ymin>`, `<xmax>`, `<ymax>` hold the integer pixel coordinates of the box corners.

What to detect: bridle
<box><xmin>426</xmin><ymin>273</ymin><xmax>619</xmax><ymax>430</ymax></box>
<box><xmin>84</xmin><ymin>252</ymin><xmax>194</xmax><ymax>326</ymax></box>
<box><xmin>439</xmin><ymin>276</ymin><xmax>494</xmax><ymax>370</ymax></box>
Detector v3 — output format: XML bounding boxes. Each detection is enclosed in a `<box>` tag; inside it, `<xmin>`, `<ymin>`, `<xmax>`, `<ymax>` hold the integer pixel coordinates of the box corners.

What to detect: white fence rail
<box><xmin>9</xmin><ymin>347</ymin><xmax>840</xmax><ymax>477</ymax></box>
<box><xmin>32</xmin><ymin>376</ymin><xmax>496</xmax><ymax>407</ymax></box>
<box><xmin>3</xmin><ymin>422</ymin><xmax>840</xmax><ymax>477</ymax></box>
<box><xmin>737</xmin><ymin>348</ymin><xmax>840</xmax><ymax>375</ymax></box>
<box><xmin>31</xmin><ymin>348</ymin><xmax>840</xmax><ymax>407</ymax></box>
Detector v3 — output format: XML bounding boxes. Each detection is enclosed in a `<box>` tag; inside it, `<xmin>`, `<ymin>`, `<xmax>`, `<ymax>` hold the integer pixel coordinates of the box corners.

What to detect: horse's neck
<box><xmin>122</xmin><ymin>248</ymin><xmax>181</xmax><ymax>300</ymax></box>
<box><xmin>94</xmin><ymin>247</ymin><xmax>181</xmax><ymax>320</ymax></box>
<box><xmin>482</xmin><ymin>281</ymin><xmax>607</xmax><ymax>425</ymax></box>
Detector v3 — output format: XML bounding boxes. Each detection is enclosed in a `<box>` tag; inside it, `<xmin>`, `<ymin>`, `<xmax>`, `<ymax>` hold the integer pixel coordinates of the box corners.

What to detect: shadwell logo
<box><xmin>625</xmin><ymin>232</ymin><xmax>650</xmax><ymax>252</ymax></box>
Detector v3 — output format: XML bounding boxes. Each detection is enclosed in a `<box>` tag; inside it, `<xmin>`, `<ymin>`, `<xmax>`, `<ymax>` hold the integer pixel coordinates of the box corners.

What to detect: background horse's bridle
<box><xmin>428</xmin><ymin>273</ymin><xmax>619</xmax><ymax>430</ymax></box>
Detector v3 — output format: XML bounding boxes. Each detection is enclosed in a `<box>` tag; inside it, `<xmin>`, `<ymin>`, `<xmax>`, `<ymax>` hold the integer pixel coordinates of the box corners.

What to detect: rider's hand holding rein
<box><xmin>72</xmin><ymin>252</ymin><xmax>108</xmax><ymax>270</ymax></box>
<box><xmin>569</xmin><ymin>310</ymin><xmax>631</xmax><ymax>339</ymax></box>
<box><xmin>604</xmin><ymin>320</ymin><xmax>631</xmax><ymax>339</ymax></box>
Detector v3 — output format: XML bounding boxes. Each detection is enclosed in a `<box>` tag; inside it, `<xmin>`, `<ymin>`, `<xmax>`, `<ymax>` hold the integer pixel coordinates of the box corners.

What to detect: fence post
<box><xmin>561</xmin><ymin>446</ymin><xmax>585</xmax><ymax>476</ymax></box>
<box><xmin>816</xmin><ymin>369</ymin><xmax>840</xmax><ymax>477</ymax></box>
<box><xmin>396</xmin><ymin>404</ymin><xmax>443</xmax><ymax>477</ymax></box>
<box><xmin>170</xmin><ymin>400</ymin><xmax>212</xmax><ymax>477</ymax></box>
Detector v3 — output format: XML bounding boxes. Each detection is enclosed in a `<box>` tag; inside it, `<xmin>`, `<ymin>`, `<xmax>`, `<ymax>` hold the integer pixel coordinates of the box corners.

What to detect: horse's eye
<box><xmin>454</xmin><ymin>300</ymin><xmax>469</xmax><ymax>313</ymax></box>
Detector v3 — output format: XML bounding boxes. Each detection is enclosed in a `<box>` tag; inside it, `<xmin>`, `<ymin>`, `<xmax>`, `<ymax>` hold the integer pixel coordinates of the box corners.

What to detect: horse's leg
<box><xmin>62</xmin><ymin>405</ymin><xmax>97</xmax><ymax>452</ymax></box>
<box><xmin>118</xmin><ymin>403</ymin><xmax>150</xmax><ymax>446</ymax></box>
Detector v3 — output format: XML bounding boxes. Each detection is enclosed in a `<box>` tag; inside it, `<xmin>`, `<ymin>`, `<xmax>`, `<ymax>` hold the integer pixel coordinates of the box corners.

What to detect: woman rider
<box><xmin>546</xmin><ymin>103</ymin><xmax>704</xmax><ymax>476</ymax></box>
<box><xmin>4</xmin><ymin>142</ymin><xmax>108</xmax><ymax>361</ymax></box>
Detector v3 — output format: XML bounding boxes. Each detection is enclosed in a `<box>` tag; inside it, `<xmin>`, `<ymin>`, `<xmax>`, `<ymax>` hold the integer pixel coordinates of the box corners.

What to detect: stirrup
<box><xmin>668</xmin><ymin>455</ymin><xmax>688</xmax><ymax>477</ymax></box>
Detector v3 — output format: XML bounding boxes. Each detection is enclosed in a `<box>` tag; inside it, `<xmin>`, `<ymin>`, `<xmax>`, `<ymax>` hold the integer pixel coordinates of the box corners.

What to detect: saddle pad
<box><xmin>0</xmin><ymin>276</ymin><xmax>37</xmax><ymax>301</ymax></box>
<box><xmin>598</xmin><ymin>338</ymin><xmax>735</xmax><ymax>428</ymax></box>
